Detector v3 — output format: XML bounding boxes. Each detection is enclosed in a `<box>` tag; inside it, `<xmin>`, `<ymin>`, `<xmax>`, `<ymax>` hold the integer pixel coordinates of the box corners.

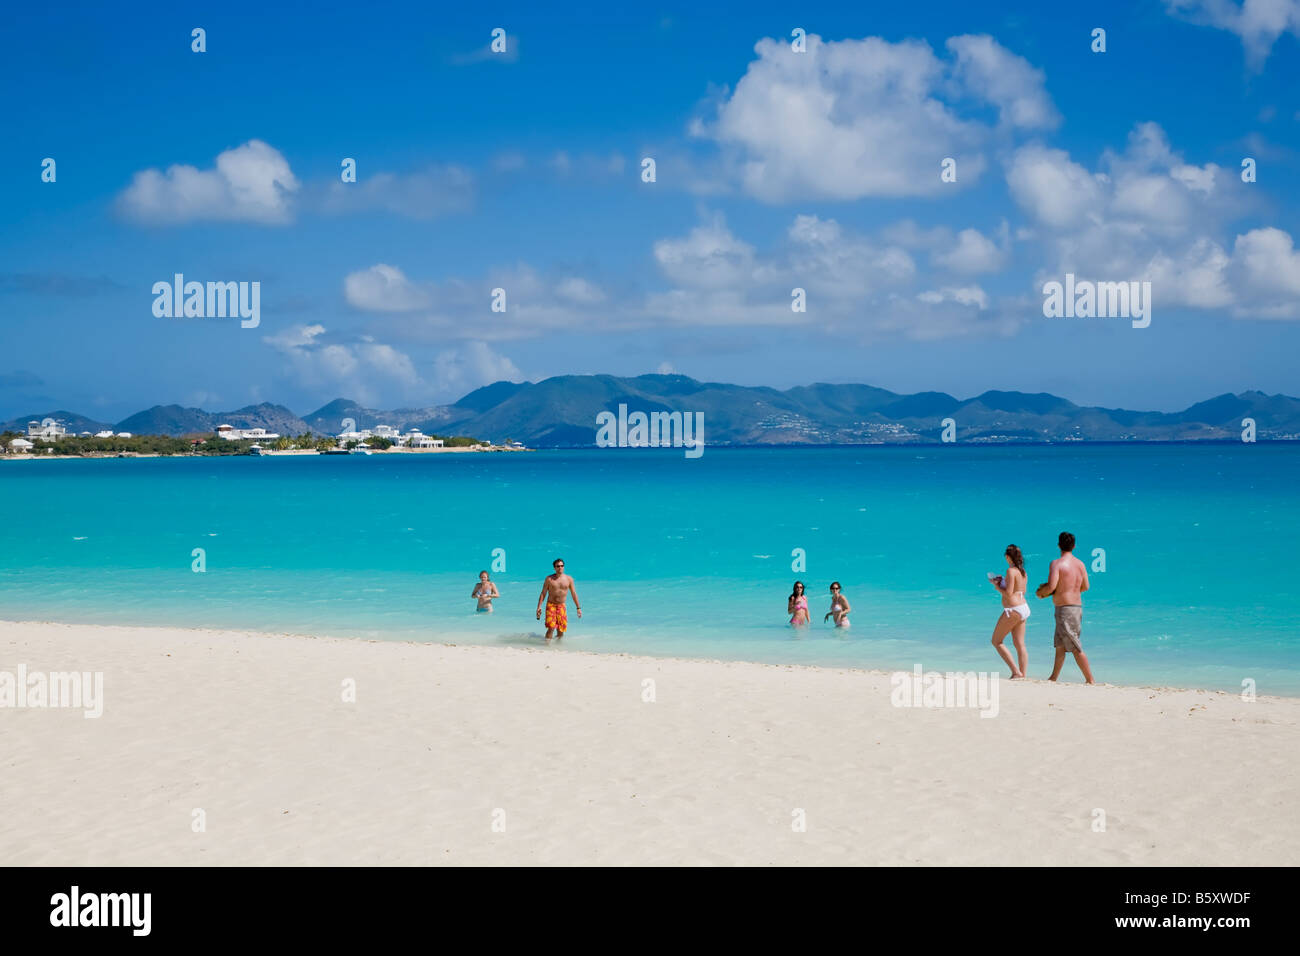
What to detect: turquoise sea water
<box><xmin>1</xmin><ymin>445</ymin><xmax>1297</xmax><ymax>695</ymax></box>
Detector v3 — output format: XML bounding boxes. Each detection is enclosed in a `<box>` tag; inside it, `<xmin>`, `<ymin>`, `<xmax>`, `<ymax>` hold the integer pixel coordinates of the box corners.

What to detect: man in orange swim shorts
<box><xmin>536</xmin><ymin>558</ymin><xmax>582</xmax><ymax>641</ymax></box>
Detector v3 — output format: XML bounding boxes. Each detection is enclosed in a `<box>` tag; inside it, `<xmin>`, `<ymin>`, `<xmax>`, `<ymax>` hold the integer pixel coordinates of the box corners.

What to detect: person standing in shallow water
<box><xmin>537</xmin><ymin>558</ymin><xmax>581</xmax><ymax>641</ymax></box>
<box><xmin>990</xmin><ymin>544</ymin><xmax>1030</xmax><ymax>679</ymax></box>
<box><xmin>824</xmin><ymin>582</ymin><xmax>851</xmax><ymax>628</ymax></box>
<box><xmin>1036</xmin><ymin>531</ymin><xmax>1096</xmax><ymax>684</ymax></box>
<box><xmin>788</xmin><ymin>581</ymin><xmax>810</xmax><ymax>627</ymax></box>
<box><xmin>471</xmin><ymin>570</ymin><xmax>499</xmax><ymax>613</ymax></box>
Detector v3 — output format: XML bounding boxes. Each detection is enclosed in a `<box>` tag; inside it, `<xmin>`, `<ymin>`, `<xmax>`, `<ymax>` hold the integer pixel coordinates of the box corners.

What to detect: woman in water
<box><xmin>824</xmin><ymin>581</ymin><xmax>851</xmax><ymax>628</ymax></box>
<box><xmin>788</xmin><ymin>581</ymin><xmax>810</xmax><ymax>627</ymax></box>
<box><xmin>471</xmin><ymin>570</ymin><xmax>500</xmax><ymax>613</ymax></box>
<box><xmin>990</xmin><ymin>544</ymin><xmax>1030</xmax><ymax>678</ymax></box>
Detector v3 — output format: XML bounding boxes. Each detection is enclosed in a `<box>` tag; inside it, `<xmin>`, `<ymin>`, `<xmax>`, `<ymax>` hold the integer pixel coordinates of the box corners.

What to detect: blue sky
<box><xmin>2</xmin><ymin>0</ymin><xmax>1298</xmax><ymax>421</ymax></box>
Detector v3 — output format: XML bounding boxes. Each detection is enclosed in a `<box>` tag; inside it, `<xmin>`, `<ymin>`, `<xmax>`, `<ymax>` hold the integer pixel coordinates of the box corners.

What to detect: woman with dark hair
<box><xmin>824</xmin><ymin>582</ymin><xmax>851</xmax><ymax>628</ymax></box>
<box><xmin>788</xmin><ymin>581</ymin><xmax>810</xmax><ymax>627</ymax></box>
<box><xmin>989</xmin><ymin>544</ymin><xmax>1030</xmax><ymax>678</ymax></box>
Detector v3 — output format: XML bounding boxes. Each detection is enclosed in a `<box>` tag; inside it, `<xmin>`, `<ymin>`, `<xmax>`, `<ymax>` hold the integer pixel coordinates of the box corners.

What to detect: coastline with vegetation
<box><xmin>0</xmin><ymin>431</ymin><xmax>523</xmax><ymax>459</ymax></box>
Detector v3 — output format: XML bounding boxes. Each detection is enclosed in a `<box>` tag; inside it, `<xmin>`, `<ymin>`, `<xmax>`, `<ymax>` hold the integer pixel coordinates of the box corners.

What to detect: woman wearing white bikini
<box><xmin>989</xmin><ymin>544</ymin><xmax>1030</xmax><ymax>679</ymax></box>
<box><xmin>824</xmin><ymin>582</ymin><xmax>851</xmax><ymax>628</ymax></box>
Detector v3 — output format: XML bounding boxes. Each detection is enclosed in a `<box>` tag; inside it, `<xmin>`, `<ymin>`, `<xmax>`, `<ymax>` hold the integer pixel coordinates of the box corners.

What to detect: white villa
<box><xmin>216</xmin><ymin>424</ymin><xmax>280</xmax><ymax>441</ymax></box>
<box><xmin>94</xmin><ymin>430</ymin><xmax>115</xmax><ymax>438</ymax></box>
<box><xmin>27</xmin><ymin>420</ymin><xmax>68</xmax><ymax>440</ymax></box>
<box><xmin>9</xmin><ymin>438</ymin><xmax>34</xmax><ymax>453</ymax></box>
<box><xmin>404</xmin><ymin>430</ymin><xmax>444</xmax><ymax>448</ymax></box>
<box><xmin>335</xmin><ymin>424</ymin><xmax>442</xmax><ymax>448</ymax></box>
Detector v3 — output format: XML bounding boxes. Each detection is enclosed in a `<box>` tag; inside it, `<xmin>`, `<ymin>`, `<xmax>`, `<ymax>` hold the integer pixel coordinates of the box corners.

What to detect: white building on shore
<box><xmin>403</xmin><ymin>430</ymin><xmax>444</xmax><ymax>448</ymax></box>
<box><xmin>216</xmin><ymin>424</ymin><xmax>280</xmax><ymax>441</ymax></box>
<box><xmin>27</xmin><ymin>420</ymin><xmax>68</xmax><ymax>441</ymax></box>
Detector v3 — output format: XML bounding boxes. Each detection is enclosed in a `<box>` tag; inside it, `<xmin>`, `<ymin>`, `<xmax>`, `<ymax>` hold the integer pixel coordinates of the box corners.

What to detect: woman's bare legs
<box><xmin>991</xmin><ymin>611</ymin><xmax>1024</xmax><ymax>678</ymax></box>
<box><xmin>1012</xmin><ymin>619</ymin><xmax>1028</xmax><ymax>678</ymax></box>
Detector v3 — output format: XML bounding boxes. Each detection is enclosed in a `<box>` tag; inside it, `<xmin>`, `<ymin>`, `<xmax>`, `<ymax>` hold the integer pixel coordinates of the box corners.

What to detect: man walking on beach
<box><xmin>1035</xmin><ymin>532</ymin><xmax>1096</xmax><ymax>684</ymax></box>
<box><xmin>537</xmin><ymin>558</ymin><xmax>582</xmax><ymax>641</ymax></box>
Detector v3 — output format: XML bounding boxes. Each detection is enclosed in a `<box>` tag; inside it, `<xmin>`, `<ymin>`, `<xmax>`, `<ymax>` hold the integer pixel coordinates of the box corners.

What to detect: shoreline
<box><xmin>3</xmin><ymin>618</ymin><xmax>1296</xmax><ymax>865</ymax></box>
<box><xmin>1</xmin><ymin>616</ymin><xmax>1293</xmax><ymax>701</ymax></box>
<box><xmin>0</xmin><ymin>445</ymin><xmax>531</xmax><ymax>461</ymax></box>
<box><xmin>4</xmin><ymin>441</ymin><xmax>1298</xmax><ymax>462</ymax></box>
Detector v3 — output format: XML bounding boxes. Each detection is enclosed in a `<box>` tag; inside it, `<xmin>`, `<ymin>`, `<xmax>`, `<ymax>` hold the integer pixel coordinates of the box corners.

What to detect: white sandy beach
<box><xmin>1</xmin><ymin>619</ymin><xmax>1296</xmax><ymax>866</ymax></box>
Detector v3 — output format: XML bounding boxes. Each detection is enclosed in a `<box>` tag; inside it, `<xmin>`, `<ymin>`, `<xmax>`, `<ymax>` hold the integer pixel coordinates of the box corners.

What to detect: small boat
<box><xmin>350</xmin><ymin>446</ymin><xmax>372</xmax><ymax>456</ymax></box>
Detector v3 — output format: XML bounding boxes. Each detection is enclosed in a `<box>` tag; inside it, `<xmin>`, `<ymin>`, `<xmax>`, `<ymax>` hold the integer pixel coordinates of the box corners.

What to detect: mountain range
<box><xmin>4</xmin><ymin>376</ymin><xmax>1298</xmax><ymax>444</ymax></box>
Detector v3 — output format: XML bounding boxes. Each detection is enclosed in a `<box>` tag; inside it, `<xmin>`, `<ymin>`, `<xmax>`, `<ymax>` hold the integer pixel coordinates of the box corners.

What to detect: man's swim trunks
<box><xmin>545</xmin><ymin>601</ymin><xmax>567</xmax><ymax>635</ymax></box>
<box><xmin>1053</xmin><ymin>605</ymin><xmax>1083</xmax><ymax>653</ymax></box>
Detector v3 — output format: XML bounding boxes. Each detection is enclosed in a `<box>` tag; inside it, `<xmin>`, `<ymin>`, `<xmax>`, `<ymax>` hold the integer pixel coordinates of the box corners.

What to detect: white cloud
<box><xmin>877</xmin><ymin>290</ymin><xmax>1018</xmax><ymax>341</ymax></box>
<box><xmin>538</xmin><ymin>150</ymin><xmax>631</xmax><ymax>180</ymax></box>
<box><xmin>121</xmin><ymin>145</ymin><xmax>475</xmax><ymax>224</ymax></box>
<box><xmin>319</xmin><ymin>166</ymin><xmax>473</xmax><ymax>219</ymax></box>
<box><xmin>651</xmin><ymin>213</ymin><xmax>916</xmax><ymax>307</ymax></box>
<box><xmin>555</xmin><ymin>277</ymin><xmax>607</xmax><ymax>304</ymax></box>
<box><xmin>432</xmin><ymin>342</ymin><xmax>523</xmax><ymax>396</ymax></box>
<box><xmin>945</xmin><ymin>35</ymin><xmax>1060</xmax><ymax>129</ymax></box>
<box><xmin>917</xmin><ymin>285</ymin><xmax>990</xmax><ymax>310</ymax></box>
<box><xmin>653</xmin><ymin>217</ymin><xmax>757</xmax><ymax>288</ymax></box>
<box><xmin>642</xmin><ymin>213</ymin><xmax>1012</xmax><ymax>338</ymax></box>
<box><xmin>1010</xmin><ymin>123</ymin><xmax>1300</xmax><ymax>318</ymax></box>
<box><xmin>1171</xmin><ymin>163</ymin><xmax>1219</xmax><ymax>194</ymax></box>
<box><xmin>695</xmin><ymin>32</ymin><xmax>1054</xmax><ymax>201</ymax></box>
<box><xmin>1142</xmin><ymin>238</ymin><xmax>1234</xmax><ymax>310</ymax></box>
<box><xmin>265</xmin><ymin>323</ymin><xmax>423</xmax><ymax>406</ymax></box>
<box><xmin>1229</xmin><ymin>227</ymin><xmax>1300</xmax><ymax>317</ymax></box>
<box><xmin>784</xmin><ymin>215</ymin><xmax>916</xmax><ymax>297</ymax></box>
<box><xmin>879</xmin><ymin>220</ymin><xmax>953</xmax><ymax>250</ymax></box>
<box><xmin>1165</xmin><ymin>0</ymin><xmax>1300</xmax><ymax>68</ymax></box>
<box><xmin>265</xmin><ymin>323</ymin><xmax>327</xmax><ymax>349</ymax></box>
<box><xmin>1009</xmin><ymin>125</ymin><xmax>1230</xmax><ymax>242</ymax></box>
<box><xmin>352</xmin><ymin>263</ymin><xmax>617</xmax><ymax>344</ymax></box>
<box><xmin>642</xmin><ymin>287</ymin><xmax>794</xmax><ymax>326</ymax></box>
<box><xmin>1006</xmin><ymin>145</ymin><xmax>1104</xmax><ymax>228</ymax></box>
<box><xmin>935</xmin><ymin>226</ymin><xmax>1008</xmax><ymax>274</ymax></box>
<box><xmin>118</xmin><ymin>140</ymin><xmax>299</xmax><ymax>224</ymax></box>
<box><xmin>344</xmin><ymin>265</ymin><xmax>432</xmax><ymax>312</ymax></box>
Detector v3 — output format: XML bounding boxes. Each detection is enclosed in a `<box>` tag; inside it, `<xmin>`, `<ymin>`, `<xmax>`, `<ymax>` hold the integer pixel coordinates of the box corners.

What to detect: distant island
<box><xmin>3</xmin><ymin>375</ymin><xmax>1298</xmax><ymax>454</ymax></box>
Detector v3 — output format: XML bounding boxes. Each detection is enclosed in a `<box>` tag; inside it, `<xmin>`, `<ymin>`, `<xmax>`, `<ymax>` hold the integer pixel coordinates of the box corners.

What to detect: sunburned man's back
<box><xmin>1050</xmin><ymin>553</ymin><xmax>1088</xmax><ymax>605</ymax></box>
